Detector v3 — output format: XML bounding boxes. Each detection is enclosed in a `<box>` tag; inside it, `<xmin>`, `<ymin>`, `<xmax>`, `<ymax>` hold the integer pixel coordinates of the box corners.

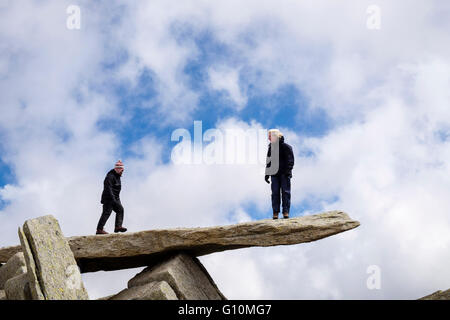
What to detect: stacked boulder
<box><xmin>107</xmin><ymin>253</ymin><xmax>225</xmax><ymax>300</ymax></box>
<box><xmin>0</xmin><ymin>252</ymin><xmax>30</xmax><ymax>300</ymax></box>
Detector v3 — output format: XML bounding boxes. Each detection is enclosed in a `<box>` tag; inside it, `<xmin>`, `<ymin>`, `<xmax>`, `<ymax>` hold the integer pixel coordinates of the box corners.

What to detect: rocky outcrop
<box><xmin>0</xmin><ymin>210</ymin><xmax>360</xmax><ymax>273</ymax></box>
<box><xmin>109</xmin><ymin>281</ymin><xmax>178</xmax><ymax>300</ymax></box>
<box><xmin>0</xmin><ymin>247</ymin><xmax>20</xmax><ymax>265</ymax></box>
<box><xmin>419</xmin><ymin>289</ymin><xmax>450</xmax><ymax>300</ymax></box>
<box><xmin>19</xmin><ymin>215</ymin><xmax>89</xmax><ymax>300</ymax></box>
<box><xmin>4</xmin><ymin>272</ymin><xmax>31</xmax><ymax>300</ymax></box>
<box><xmin>0</xmin><ymin>252</ymin><xmax>26</xmax><ymax>289</ymax></box>
<box><xmin>128</xmin><ymin>253</ymin><xmax>226</xmax><ymax>300</ymax></box>
<box><xmin>0</xmin><ymin>211</ymin><xmax>360</xmax><ymax>300</ymax></box>
<box><xmin>0</xmin><ymin>251</ymin><xmax>30</xmax><ymax>300</ymax></box>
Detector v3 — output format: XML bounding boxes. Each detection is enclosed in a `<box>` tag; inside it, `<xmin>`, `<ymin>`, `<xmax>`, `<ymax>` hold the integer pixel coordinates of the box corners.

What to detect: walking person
<box><xmin>265</xmin><ymin>129</ymin><xmax>294</xmax><ymax>219</ymax></box>
<box><xmin>96</xmin><ymin>160</ymin><xmax>128</xmax><ymax>235</ymax></box>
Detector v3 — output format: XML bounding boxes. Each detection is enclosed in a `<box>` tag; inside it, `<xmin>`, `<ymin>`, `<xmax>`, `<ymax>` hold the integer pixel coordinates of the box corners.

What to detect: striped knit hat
<box><xmin>114</xmin><ymin>159</ymin><xmax>124</xmax><ymax>169</ymax></box>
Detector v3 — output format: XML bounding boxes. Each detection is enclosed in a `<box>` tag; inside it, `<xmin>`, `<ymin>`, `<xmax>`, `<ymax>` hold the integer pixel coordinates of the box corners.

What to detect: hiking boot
<box><xmin>96</xmin><ymin>229</ymin><xmax>108</xmax><ymax>235</ymax></box>
<box><xmin>114</xmin><ymin>226</ymin><xmax>127</xmax><ymax>233</ymax></box>
<box><xmin>273</xmin><ymin>212</ymin><xmax>279</xmax><ymax>219</ymax></box>
<box><xmin>282</xmin><ymin>212</ymin><xmax>289</xmax><ymax>219</ymax></box>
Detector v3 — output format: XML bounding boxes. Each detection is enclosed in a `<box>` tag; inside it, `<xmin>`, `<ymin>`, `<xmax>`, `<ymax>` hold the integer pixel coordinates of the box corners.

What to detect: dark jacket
<box><xmin>101</xmin><ymin>169</ymin><xmax>121</xmax><ymax>204</ymax></box>
<box><xmin>266</xmin><ymin>136</ymin><xmax>295</xmax><ymax>176</ymax></box>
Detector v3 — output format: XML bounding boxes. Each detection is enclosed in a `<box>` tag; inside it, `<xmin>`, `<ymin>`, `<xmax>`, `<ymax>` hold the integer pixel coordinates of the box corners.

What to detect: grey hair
<box><xmin>268</xmin><ymin>129</ymin><xmax>283</xmax><ymax>138</ymax></box>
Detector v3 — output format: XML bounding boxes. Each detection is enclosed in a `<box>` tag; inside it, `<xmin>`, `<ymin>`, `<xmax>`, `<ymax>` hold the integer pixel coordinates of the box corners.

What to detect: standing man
<box><xmin>265</xmin><ymin>129</ymin><xmax>294</xmax><ymax>219</ymax></box>
<box><xmin>96</xmin><ymin>160</ymin><xmax>128</xmax><ymax>235</ymax></box>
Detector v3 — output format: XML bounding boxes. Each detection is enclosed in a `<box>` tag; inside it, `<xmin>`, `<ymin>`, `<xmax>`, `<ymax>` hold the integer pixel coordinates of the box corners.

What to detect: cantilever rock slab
<box><xmin>0</xmin><ymin>211</ymin><xmax>359</xmax><ymax>273</ymax></box>
<box><xmin>419</xmin><ymin>288</ymin><xmax>450</xmax><ymax>300</ymax></box>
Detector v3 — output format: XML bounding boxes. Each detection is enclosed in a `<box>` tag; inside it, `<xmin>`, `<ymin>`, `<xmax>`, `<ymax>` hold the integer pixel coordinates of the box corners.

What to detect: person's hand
<box><xmin>265</xmin><ymin>175</ymin><xmax>270</xmax><ymax>184</ymax></box>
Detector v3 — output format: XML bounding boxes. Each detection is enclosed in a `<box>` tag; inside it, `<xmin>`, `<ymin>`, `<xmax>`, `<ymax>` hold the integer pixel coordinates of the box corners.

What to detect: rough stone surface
<box><xmin>18</xmin><ymin>227</ymin><xmax>45</xmax><ymax>300</ymax></box>
<box><xmin>0</xmin><ymin>246</ymin><xmax>21</xmax><ymax>264</ymax></box>
<box><xmin>419</xmin><ymin>288</ymin><xmax>450</xmax><ymax>300</ymax></box>
<box><xmin>0</xmin><ymin>289</ymin><xmax>5</xmax><ymax>300</ymax></box>
<box><xmin>21</xmin><ymin>215</ymin><xmax>89</xmax><ymax>300</ymax></box>
<box><xmin>0</xmin><ymin>211</ymin><xmax>360</xmax><ymax>273</ymax></box>
<box><xmin>129</xmin><ymin>253</ymin><xmax>226</xmax><ymax>300</ymax></box>
<box><xmin>15</xmin><ymin>266</ymin><xmax>27</xmax><ymax>275</ymax></box>
<box><xmin>96</xmin><ymin>294</ymin><xmax>115</xmax><ymax>300</ymax></box>
<box><xmin>0</xmin><ymin>252</ymin><xmax>26</xmax><ymax>289</ymax></box>
<box><xmin>109</xmin><ymin>281</ymin><xmax>178</xmax><ymax>300</ymax></box>
<box><xmin>4</xmin><ymin>273</ymin><xmax>32</xmax><ymax>300</ymax></box>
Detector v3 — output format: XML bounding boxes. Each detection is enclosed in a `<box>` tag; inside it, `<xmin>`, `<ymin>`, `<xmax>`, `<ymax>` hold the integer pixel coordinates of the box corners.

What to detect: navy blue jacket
<box><xmin>266</xmin><ymin>136</ymin><xmax>295</xmax><ymax>176</ymax></box>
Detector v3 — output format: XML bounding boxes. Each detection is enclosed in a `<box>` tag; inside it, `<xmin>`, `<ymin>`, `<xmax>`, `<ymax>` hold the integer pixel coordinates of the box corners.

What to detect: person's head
<box><xmin>268</xmin><ymin>129</ymin><xmax>283</xmax><ymax>143</ymax></box>
<box><xmin>114</xmin><ymin>159</ymin><xmax>124</xmax><ymax>176</ymax></box>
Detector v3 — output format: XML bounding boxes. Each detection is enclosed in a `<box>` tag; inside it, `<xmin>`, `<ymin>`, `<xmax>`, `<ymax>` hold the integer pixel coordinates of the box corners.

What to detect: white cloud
<box><xmin>208</xmin><ymin>66</ymin><xmax>247</xmax><ymax>110</ymax></box>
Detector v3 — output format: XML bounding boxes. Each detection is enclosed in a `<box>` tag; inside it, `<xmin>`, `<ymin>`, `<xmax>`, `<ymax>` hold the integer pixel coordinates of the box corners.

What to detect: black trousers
<box><xmin>271</xmin><ymin>174</ymin><xmax>291</xmax><ymax>214</ymax></box>
<box><xmin>97</xmin><ymin>201</ymin><xmax>124</xmax><ymax>230</ymax></box>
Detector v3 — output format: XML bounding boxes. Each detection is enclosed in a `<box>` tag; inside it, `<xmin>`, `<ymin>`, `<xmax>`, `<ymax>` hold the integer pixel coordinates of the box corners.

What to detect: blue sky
<box><xmin>0</xmin><ymin>158</ymin><xmax>13</xmax><ymax>209</ymax></box>
<box><xmin>94</xmin><ymin>29</ymin><xmax>332</xmax><ymax>163</ymax></box>
<box><xmin>82</xmin><ymin>30</ymin><xmax>335</xmax><ymax>218</ymax></box>
<box><xmin>0</xmin><ymin>12</ymin><xmax>334</xmax><ymax>218</ymax></box>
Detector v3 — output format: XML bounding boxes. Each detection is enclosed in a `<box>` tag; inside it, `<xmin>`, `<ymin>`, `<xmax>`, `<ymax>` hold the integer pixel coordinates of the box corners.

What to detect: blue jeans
<box><xmin>271</xmin><ymin>174</ymin><xmax>291</xmax><ymax>214</ymax></box>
